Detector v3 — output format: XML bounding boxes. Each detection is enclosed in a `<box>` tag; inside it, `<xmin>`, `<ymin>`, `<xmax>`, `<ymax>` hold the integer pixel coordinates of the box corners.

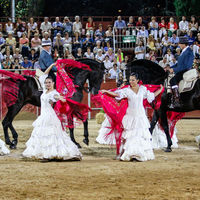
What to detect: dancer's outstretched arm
<box><xmin>101</xmin><ymin>90</ymin><xmax>119</xmax><ymax>97</ymax></box>
<box><xmin>44</xmin><ymin>63</ymin><xmax>56</xmax><ymax>74</ymax></box>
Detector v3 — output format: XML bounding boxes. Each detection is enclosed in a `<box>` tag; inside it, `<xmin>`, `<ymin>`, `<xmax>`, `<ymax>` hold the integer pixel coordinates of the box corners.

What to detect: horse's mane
<box><xmin>126</xmin><ymin>59</ymin><xmax>167</xmax><ymax>85</ymax></box>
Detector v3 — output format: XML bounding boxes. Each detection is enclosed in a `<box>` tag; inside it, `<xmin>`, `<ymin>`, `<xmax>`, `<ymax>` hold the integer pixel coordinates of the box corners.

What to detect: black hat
<box><xmin>179</xmin><ymin>36</ymin><xmax>188</xmax><ymax>44</ymax></box>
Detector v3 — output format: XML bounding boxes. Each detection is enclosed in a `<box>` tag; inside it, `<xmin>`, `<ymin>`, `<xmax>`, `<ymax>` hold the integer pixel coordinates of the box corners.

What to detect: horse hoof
<box><xmin>9</xmin><ymin>144</ymin><xmax>17</xmax><ymax>149</ymax></box>
<box><xmin>164</xmin><ymin>147</ymin><xmax>172</xmax><ymax>152</ymax></box>
<box><xmin>83</xmin><ymin>139</ymin><xmax>89</xmax><ymax>146</ymax></box>
<box><xmin>5</xmin><ymin>141</ymin><xmax>12</xmax><ymax>145</ymax></box>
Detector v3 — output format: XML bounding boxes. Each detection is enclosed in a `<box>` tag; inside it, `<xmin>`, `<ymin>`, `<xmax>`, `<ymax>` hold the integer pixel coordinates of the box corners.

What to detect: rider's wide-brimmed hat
<box><xmin>179</xmin><ymin>36</ymin><xmax>188</xmax><ymax>44</ymax></box>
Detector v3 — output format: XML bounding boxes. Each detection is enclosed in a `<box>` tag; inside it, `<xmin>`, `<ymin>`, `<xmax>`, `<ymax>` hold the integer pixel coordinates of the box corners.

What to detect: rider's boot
<box><xmin>169</xmin><ymin>86</ymin><xmax>181</xmax><ymax>109</ymax></box>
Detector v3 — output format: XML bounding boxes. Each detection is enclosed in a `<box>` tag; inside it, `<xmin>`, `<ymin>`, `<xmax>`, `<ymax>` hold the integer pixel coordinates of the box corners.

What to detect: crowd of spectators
<box><xmin>0</xmin><ymin>15</ymin><xmax>200</xmax><ymax>79</ymax></box>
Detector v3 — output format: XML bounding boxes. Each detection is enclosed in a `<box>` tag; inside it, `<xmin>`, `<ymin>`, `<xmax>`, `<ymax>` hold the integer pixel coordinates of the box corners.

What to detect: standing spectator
<box><xmin>103</xmin><ymin>55</ymin><xmax>112</xmax><ymax>72</ymax></box>
<box><xmin>52</xmin><ymin>17</ymin><xmax>63</xmax><ymax>37</ymax></box>
<box><xmin>158</xmin><ymin>56</ymin><xmax>168</xmax><ymax>69</ymax></box>
<box><xmin>27</xmin><ymin>17</ymin><xmax>39</xmax><ymax>39</ymax></box>
<box><xmin>95</xmin><ymin>49</ymin><xmax>105</xmax><ymax>61</ymax></box>
<box><xmin>0</xmin><ymin>32</ymin><xmax>6</xmax><ymax>53</ymax></box>
<box><xmin>75</xmin><ymin>47</ymin><xmax>83</xmax><ymax>59</ymax></box>
<box><xmin>40</xmin><ymin>17</ymin><xmax>52</xmax><ymax>37</ymax></box>
<box><xmin>170</xmin><ymin>33</ymin><xmax>179</xmax><ymax>53</ymax></box>
<box><xmin>83</xmin><ymin>47</ymin><xmax>94</xmax><ymax>59</ymax></box>
<box><xmin>116</xmin><ymin>48</ymin><xmax>124</xmax><ymax>63</ymax></box>
<box><xmin>73</xmin><ymin>16</ymin><xmax>82</xmax><ymax>35</ymax></box>
<box><xmin>20</xmin><ymin>57</ymin><xmax>32</xmax><ymax>69</ymax></box>
<box><xmin>135</xmin><ymin>41</ymin><xmax>145</xmax><ymax>60</ymax></box>
<box><xmin>149</xmin><ymin>16</ymin><xmax>158</xmax><ymax>40</ymax></box>
<box><xmin>179</xmin><ymin>16</ymin><xmax>189</xmax><ymax>35</ymax></box>
<box><xmin>19</xmin><ymin>33</ymin><xmax>29</xmax><ymax>57</ymax></box>
<box><xmin>63</xmin><ymin>16</ymin><xmax>73</xmax><ymax>36</ymax></box>
<box><xmin>6</xmin><ymin>32</ymin><xmax>16</xmax><ymax>53</ymax></box>
<box><xmin>94</xmin><ymin>24</ymin><xmax>105</xmax><ymax>43</ymax></box>
<box><xmin>167</xmin><ymin>17</ymin><xmax>178</xmax><ymax>37</ymax></box>
<box><xmin>31</xmin><ymin>33</ymin><xmax>41</xmax><ymax>52</ymax></box>
<box><xmin>72</xmin><ymin>31</ymin><xmax>81</xmax><ymax>54</ymax></box>
<box><xmin>53</xmin><ymin>33</ymin><xmax>63</xmax><ymax>56</ymax></box>
<box><xmin>13</xmin><ymin>48</ymin><xmax>23</xmax><ymax>63</ymax></box>
<box><xmin>16</xmin><ymin>18</ymin><xmax>27</xmax><ymax>38</ymax></box>
<box><xmin>63</xmin><ymin>32</ymin><xmax>72</xmax><ymax>53</ymax></box>
<box><xmin>162</xmin><ymin>34</ymin><xmax>171</xmax><ymax>56</ymax></box>
<box><xmin>114</xmin><ymin>16</ymin><xmax>126</xmax><ymax>35</ymax></box>
<box><xmin>189</xmin><ymin>15</ymin><xmax>198</xmax><ymax>37</ymax></box>
<box><xmin>86</xmin><ymin>17</ymin><xmax>95</xmax><ymax>38</ymax></box>
<box><xmin>158</xmin><ymin>17</ymin><xmax>167</xmax><ymax>39</ymax></box>
<box><xmin>5</xmin><ymin>18</ymin><xmax>14</xmax><ymax>35</ymax></box>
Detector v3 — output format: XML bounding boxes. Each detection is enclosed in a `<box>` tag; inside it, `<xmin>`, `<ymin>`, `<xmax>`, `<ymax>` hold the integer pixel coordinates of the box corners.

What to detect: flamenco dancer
<box><xmin>101</xmin><ymin>73</ymin><xmax>163</xmax><ymax>161</ymax></box>
<box><xmin>22</xmin><ymin>63</ymin><xmax>82</xmax><ymax>160</ymax></box>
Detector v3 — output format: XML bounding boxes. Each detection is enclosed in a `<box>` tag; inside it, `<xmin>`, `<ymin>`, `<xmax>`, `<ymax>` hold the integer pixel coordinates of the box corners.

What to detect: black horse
<box><xmin>126</xmin><ymin>59</ymin><xmax>200</xmax><ymax>152</ymax></box>
<box><xmin>2</xmin><ymin>58</ymin><xmax>104</xmax><ymax>149</ymax></box>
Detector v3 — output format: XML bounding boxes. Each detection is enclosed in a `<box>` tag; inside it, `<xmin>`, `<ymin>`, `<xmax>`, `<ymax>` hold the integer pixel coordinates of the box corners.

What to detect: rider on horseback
<box><xmin>167</xmin><ymin>36</ymin><xmax>194</xmax><ymax>108</ymax></box>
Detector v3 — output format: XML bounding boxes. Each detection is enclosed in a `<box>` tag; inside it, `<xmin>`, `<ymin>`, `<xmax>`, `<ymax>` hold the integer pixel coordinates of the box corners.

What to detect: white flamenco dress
<box><xmin>115</xmin><ymin>86</ymin><xmax>155</xmax><ymax>162</ymax></box>
<box><xmin>152</xmin><ymin>123</ymin><xmax>178</xmax><ymax>149</ymax></box>
<box><xmin>0</xmin><ymin>138</ymin><xmax>10</xmax><ymax>155</ymax></box>
<box><xmin>22</xmin><ymin>74</ymin><xmax>82</xmax><ymax>160</ymax></box>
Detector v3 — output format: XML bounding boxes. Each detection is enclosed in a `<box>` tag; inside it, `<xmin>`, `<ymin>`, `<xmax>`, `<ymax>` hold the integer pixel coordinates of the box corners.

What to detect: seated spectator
<box><xmin>169</xmin><ymin>57</ymin><xmax>177</xmax><ymax>67</ymax></box>
<box><xmin>165</xmin><ymin>49</ymin><xmax>174</xmax><ymax>63</ymax></box>
<box><xmin>192</xmin><ymin>41</ymin><xmax>199</xmax><ymax>57</ymax></box>
<box><xmin>135</xmin><ymin>41</ymin><xmax>145</xmax><ymax>60</ymax></box>
<box><xmin>155</xmin><ymin>38</ymin><xmax>162</xmax><ymax>56</ymax></box>
<box><xmin>5</xmin><ymin>18</ymin><xmax>14</xmax><ymax>35</ymax></box>
<box><xmin>4</xmin><ymin>48</ymin><xmax>13</xmax><ymax>62</ymax></box>
<box><xmin>63</xmin><ymin>32</ymin><xmax>72</xmax><ymax>53</ymax></box>
<box><xmin>175</xmin><ymin>47</ymin><xmax>181</xmax><ymax>60</ymax></box>
<box><xmin>115</xmin><ymin>48</ymin><xmax>124</xmax><ymax>63</ymax></box>
<box><xmin>12</xmin><ymin>58</ymin><xmax>21</xmax><ymax>72</ymax></box>
<box><xmin>72</xmin><ymin>31</ymin><xmax>81</xmax><ymax>54</ymax></box>
<box><xmin>63</xmin><ymin>48</ymin><xmax>75</xmax><ymax>59</ymax></box>
<box><xmin>20</xmin><ymin>57</ymin><xmax>32</xmax><ymax>69</ymax></box>
<box><xmin>149</xmin><ymin>16</ymin><xmax>158</xmax><ymax>40</ymax></box>
<box><xmin>2</xmin><ymin>56</ymin><xmax>13</xmax><ymax>69</ymax></box>
<box><xmin>105</xmin><ymin>25</ymin><xmax>113</xmax><ymax>43</ymax></box>
<box><xmin>196</xmin><ymin>33</ymin><xmax>200</xmax><ymax>47</ymax></box>
<box><xmin>167</xmin><ymin>17</ymin><xmax>177</xmax><ymax>37</ymax></box>
<box><xmin>75</xmin><ymin>47</ymin><xmax>83</xmax><ymax>59</ymax></box>
<box><xmin>189</xmin><ymin>15</ymin><xmax>198</xmax><ymax>37</ymax></box>
<box><xmin>120</xmin><ymin>55</ymin><xmax>129</xmax><ymax>77</ymax></box>
<box><xmin>73</xmin><ymin>16</ymin><xmax>82</xmax><ymax>35</ymax></box>
<box><xmin>162</xmin><ymin>34</ymin><xmax>171</xmax><ymax>56</ymax></box>
<box><xmin>16</xmin><ymin>18</ymin><xmax>26</xmax><ymax>38</ymax></box>
<box><xmin>28</xmin><ymin>48</ymin><xmax>39</xmax><ymax>67</ymax></box>
<box><xmin>112</xmin><ymin>56</ymin><xmax>120</xmax><ymax>68</ymax></box>
<box><xmin>19</xmin><ymin>33</ymin><xmax>29</xmax><ymax>57</ymax></box>
<box><xmin>27</xmin><ymin>17</ymin><xmax>39</xmax><ymax>39</ymax></box>
<box><xmin>108</xmin><ymin>63</ymin><xmax>121</xmax><ymax>79</ymax></box>
<box><xmin>93</xmin><ymin>40</ymin><xmax>103</xmax><ymax>55</ymax></box>
<box><xmin>86</xmin><ymin>17</ymin><xmax>95</xmax><ymax>38</ymax></box>
<box><xmin>13</xmin><ymin>48</ymin><xmax>23</xmax><ymax>63</ymax></box>
<box><xmin>6</xmin><ymin>32</ymin><xmax>16</xmax><ymax>53</ymax></box>
<box><xmin>187</xmin><ymin>31</ymin><xmax>195</xmax><ymax>46</ymax></box>
<box><xmin>40</xmin><ymin>17</ymin><xmax>52</xmax><ymax>37</ymax></box>
<box><xmin>94</xmin><ymin>24</ymin><xmax>105</xmax><ymax>43</ymax></box>
<box><xmin>106</xmin><ymin>48</ymin><xmax>115</xmax><ymax>62</ymax></box>
<box><xmin>42</xmin><ymin>32</ymin><xmax>52</xmax><ymax>47</ymax></box>
<box><xmin>103</xmin><ymin>55</ymin><xmax>112</xmax><ymax>72</ymax></box>
<box><xmin>145</xmin><ymin>48</ymin><xmax>151</xmax><ymax>60</ymax></box>
<box><xmin>63</xmin><ymin>16</ymin><xmax>73</xmax><ymax>36</ymax></box>
<box><xmin>170</xmin><ymin>33</ymin><xmax>179</xmax><ymax>53</ymax></box>
<box><xmin>114</xmin><ymin>16</ymin><xmax>126</xmax><ymax>35</ymax></box>
<box><xmin>52</xmin><ymin>17</ymin><xmax>63</xmax><ymax>37</ymax></box>
<box><xmin>95</xmin><ymin>49</ymin><xmax>105</xmax><ymax>62</ymax></box>
<box><xmin>127</xmin><ymin>16</ymin><xmax>135</xmax><ymax>28</ymax></box>
<box><xmin>82</xmin><ymin>32</ymin><xmax>94</xmax><ymax>52</ymax></box>
<box><xmin>136</xmin><ymin>26</ymin><xmax>148</xmax><ymax>45</ymax></box>
<box><xmin>158</xmin><ymin>17</ymin><xmax>167</xmax><ymax>39</ymax></box>
<box><xmin>104</xmin><ymin>41</ymin><xmax>112</xmax><ymax>52</ymax></box>
<box><xmin>53</xmin><ymin>33</ymin><xmax>63</xmax><ymax>56</ymax></box>
<box><xmin>147</xmin><ymin>34</ymin><xmax>156</xmax><ymax>50</ymax></box>
<box><xmin>31</xmin><ymin>33</ymin><xmax>41</xmax><ymax>52</ymax></box>
<box><xmin>150</xmin><ymin>55</ymin><xmax>158</xmax><ymax>64</ymax></box>
<box><xmin>179</xmin><ymin>16</ymin><xmax>189</xmax><ymax>35</ymax></box>
<box><xmin>83</xmin><ymin>47</ymin><xmax>94</xmax><ymax>59</ymax></box>
<box><xmin>158</xmin><ymin>55</ymin><xmax>168</xmax><ymax>69</ymax></box>
<box><xmin>0</xmin><ymin>51</ymin><xmax>4</xmax><ymax>68</ymax></box>
<box><xmin>136</xmin><ymin>17</ymin><xmax>146</xmax><ymax>30</ymax></box>
<box><xmin>0</xmin><ymin>32</ymin><xmax>6</xmax><ymax>53</ymax></box>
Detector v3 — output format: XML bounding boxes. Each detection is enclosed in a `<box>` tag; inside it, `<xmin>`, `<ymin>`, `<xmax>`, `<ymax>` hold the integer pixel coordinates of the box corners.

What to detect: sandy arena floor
<box><xmin>0</xmin><ymin>115</ymin><xmax>200</xmax><ymax>200</ymax></box>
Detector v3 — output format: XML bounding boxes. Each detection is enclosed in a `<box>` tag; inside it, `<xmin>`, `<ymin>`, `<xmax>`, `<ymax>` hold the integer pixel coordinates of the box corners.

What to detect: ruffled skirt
<box><xmin>22</xmin><ymin>111</ymin><xmax>82</xmax><ymax>160</ymax></box>
<box><xmin>0</xmin><ymin>138</ymin><xmax>10</xmax><ymax>155</ymax></box>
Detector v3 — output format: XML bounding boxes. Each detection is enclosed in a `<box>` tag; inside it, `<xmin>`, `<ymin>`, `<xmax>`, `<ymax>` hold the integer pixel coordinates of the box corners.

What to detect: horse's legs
<box><xmin>83</xmin><ymin>119</ymin><xmax>89</xmax><ymax>145</ymax></box>
<box><xmin>160</xmin><ymin>110</ymin><xmax>172</xmax><ymax>152</ymax></box>
<box><xmin>149</xmin><ymin>110</ymin><xmax>159</xmax><ymax>134</ymax></box>
<box><xmin>69</xmin><ymin>127</ymin><xmax>82</xmax><ymax>148</ymax></box>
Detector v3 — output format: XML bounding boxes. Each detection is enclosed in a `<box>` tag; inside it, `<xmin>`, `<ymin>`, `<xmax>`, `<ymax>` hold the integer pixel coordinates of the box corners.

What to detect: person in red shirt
<box><xmin>167</xmin><ymin>17</ymin><xmax>178</xmax><ymax>37</ymax></box>
<box><xmin>159</xmin><ymin>17</ymin><xmax>167</xmax><ymax>39</ymax></box>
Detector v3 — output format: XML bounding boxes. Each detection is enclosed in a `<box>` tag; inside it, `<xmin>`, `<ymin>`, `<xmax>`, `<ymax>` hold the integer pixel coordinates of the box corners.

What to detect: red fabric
<box><xmin>21</xmin><ymin>70</ymin><xmax>36</xmax><ymax>77</ymax></box>
<box><xmin>167</xmin><ymin>22</ymin><xmax>178</xmax><ymax>30</ymax></box>
<box><xmin>92</xmin><ymin>84</ymin><xmax>185</xmax><ymax>154</ymax></box>
<box><xmin>54</xmin><ymin>59</ymin><xmax>91</xmax><ymax>129</ymax></box>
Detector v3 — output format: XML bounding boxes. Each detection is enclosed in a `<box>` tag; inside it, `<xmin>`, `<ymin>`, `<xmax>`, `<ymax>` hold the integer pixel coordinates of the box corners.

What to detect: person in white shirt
<box><xmin>95</xmin><ymin>49</ymin><xmax>105</xmax><ymax>61</ymax></box>
<box><xmin>169</xmin><ymin>57</ymin><xmax>177</xmax><ymax>67</ymax></box>
<box><xmin>149</xmin><ymin>16</ymin><xmax>158</xmax><ymax>40</ymax></box>
<box><xmin>73</xmin><ymin>16</ymin><xmax>82</xmax><ymax>35</ymax></box>
<box><xmin>135</xmin><ymin>41</ymin><xmax>145</xmax><ymax>59</ymax></box>
<box><xmin>103</xmin><ymin>55</ymin><xmax>112</xmax><ymax>72</ymax></box>
<box><xmin>5</xmin><ymin>18</ymin><xmax>14</xmax><ymax>35</ymax></box>
<box><xmin>108</xmin><ymin>63</ymin><xmax>121</xmax><ymax>79</ymax></box>
<box><xmin>136</xmin><ymin>26</ymin><xmax>148</xmax><ymax>45</ymax></box>
<box><xmin>40</xmin><ymin>17</ymin><xmax>52</xmax><ymax>37</ymax></box>
<box><xmin>179</xmin><ymin>16</ymin><xmax>189</xmax><ymax>35</ymax></box>
<box><xmin>83</xmin><ymin>47</ymin><xmax>94</xmax><ymax>59</ymax></box>
<box><xmin>159</xmin><ymin>56</ymin><xmax>169</xmax><ymax>69</ymax></box>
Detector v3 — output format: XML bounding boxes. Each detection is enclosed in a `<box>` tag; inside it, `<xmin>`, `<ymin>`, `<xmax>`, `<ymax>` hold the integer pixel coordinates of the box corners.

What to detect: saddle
<box><xmin>166</xmin><ymin>69</ymin><xmax>199</xmax><ymax>93</ymax></box>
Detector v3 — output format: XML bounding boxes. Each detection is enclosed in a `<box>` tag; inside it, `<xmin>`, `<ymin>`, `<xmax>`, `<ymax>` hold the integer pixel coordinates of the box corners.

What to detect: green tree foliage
<box><xmin>0</xmin><ymin>0</ymin><xmax>10</xmax><ymax>18</ymax></box>
<box><xmin>174</xmin><ymin>0</ymin><xmax>200</xmax><ymax>16</ymax></box>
